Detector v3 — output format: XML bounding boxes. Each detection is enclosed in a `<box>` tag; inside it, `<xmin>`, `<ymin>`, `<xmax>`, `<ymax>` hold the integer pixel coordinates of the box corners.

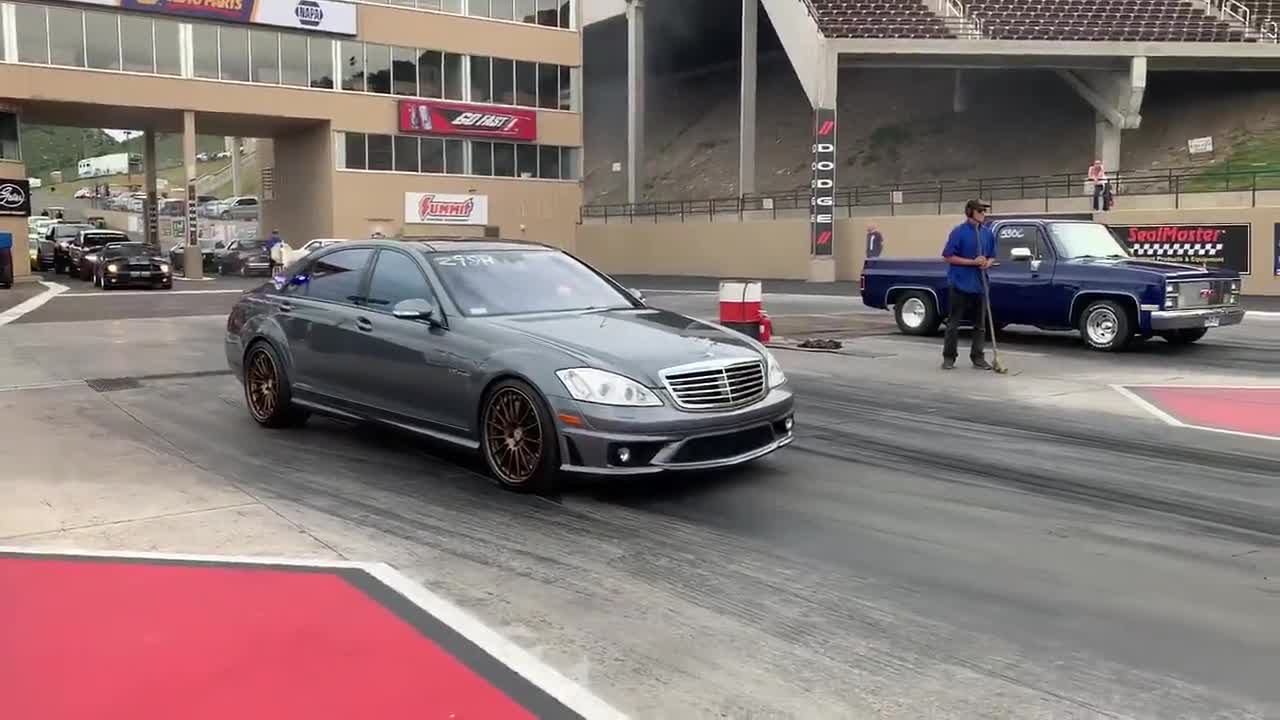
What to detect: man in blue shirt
<box><xmin>941</xmin><ymin>199</ymin><xmax>997</xmax><ymax>370</ymax></box>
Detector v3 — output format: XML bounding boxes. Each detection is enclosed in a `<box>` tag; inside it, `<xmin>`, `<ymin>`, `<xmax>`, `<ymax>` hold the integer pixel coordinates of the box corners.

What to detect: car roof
<box><xmin>411</xmin><ymin>237</ymin><xmax>554</xmax><ymax>253</ymax></box>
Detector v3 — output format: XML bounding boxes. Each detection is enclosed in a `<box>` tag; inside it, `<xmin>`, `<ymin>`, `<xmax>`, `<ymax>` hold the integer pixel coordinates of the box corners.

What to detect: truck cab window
<box><xmin>996</xmin><ymin>224</ymin><xmax>1043</xmax><ymax>261</ymax></box>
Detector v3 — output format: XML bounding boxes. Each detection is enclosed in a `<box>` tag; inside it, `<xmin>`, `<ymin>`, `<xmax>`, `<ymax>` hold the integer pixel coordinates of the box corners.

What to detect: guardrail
<box><xmin>581</xmin><ymin>166</ymin><xmax>1280</xmax><ymax>222</ymax></box>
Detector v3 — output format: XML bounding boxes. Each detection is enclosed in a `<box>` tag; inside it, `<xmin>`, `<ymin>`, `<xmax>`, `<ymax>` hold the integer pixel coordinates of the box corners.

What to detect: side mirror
<box><xmin>628</xmin><ymin>288</ymin><xmax>645</xmax><ymax>302</ymax></box>
<box><xmin>1010</xmin><ymin>247</ymin><xmax>1033</xmax><ymax>261</ymax></box>
<box><xmin>393</xmin><ymin>298</ymin><xmax>441</xmax><ymax>324</ymax></box>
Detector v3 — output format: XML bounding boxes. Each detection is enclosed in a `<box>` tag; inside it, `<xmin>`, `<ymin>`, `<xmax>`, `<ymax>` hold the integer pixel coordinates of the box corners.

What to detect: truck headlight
<box><xmin>106</xmin><ymin>263</ymin><xmax>118</xmax><ymax>274</ymax></box>
<box><xmin>556</xmin><ymin>368</ymin><xmax>663</xmax><ymax>407</ymax></box>
<box><xmin>1164</xmin><ymin>283</ymin><xmax>1179</xmax><ymax>309</ymax></box>
<box><xmin>1229</xmin><ymin>280</ymin><xmax>1240</xmax><ymax>304</ymax></box>
<box><xmin>764</xmin><ymin>349</ymin><xmax>787</xmax><ymax>388</ymax></box>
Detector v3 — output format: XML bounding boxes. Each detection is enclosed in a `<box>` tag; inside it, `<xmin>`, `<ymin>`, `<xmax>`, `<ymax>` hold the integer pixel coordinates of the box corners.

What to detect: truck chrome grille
<box><xmin>661</xmin><ymin>359</ymin><xmax>767</xmax><ymax>410</ymax></box>
<box><xmin>1171</xmin><ymin>279</ymin><xmax>1232</xmax><ymax>308</ymax></box>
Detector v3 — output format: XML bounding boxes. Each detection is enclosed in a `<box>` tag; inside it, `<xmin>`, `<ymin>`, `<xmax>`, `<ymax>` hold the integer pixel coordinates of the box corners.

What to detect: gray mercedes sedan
<box><xmin>225</xmin><ymin>238</ymin><xmax>794</xmax><ymax>492</ymax></box>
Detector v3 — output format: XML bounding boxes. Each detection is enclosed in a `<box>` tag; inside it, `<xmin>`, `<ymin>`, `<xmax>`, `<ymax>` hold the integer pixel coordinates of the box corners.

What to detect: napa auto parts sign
<box><xmin>404</xmin><ymin>193</ymin><xmax>489</xmax><ymax>226</ymax></box>
<box><xmin>398</xmin><ymin>100</ymin><xmax>537</xmax><ymax>142</ymax></box>
<box><xmin>65</xmin><ymin>0</ymin><xmax>357</xmax><ymax>35</ymax></box>
<box><xmin>1112</xmin><ymin>223</ymin><xmax>1251</xmax><ymax>274</ymax></box>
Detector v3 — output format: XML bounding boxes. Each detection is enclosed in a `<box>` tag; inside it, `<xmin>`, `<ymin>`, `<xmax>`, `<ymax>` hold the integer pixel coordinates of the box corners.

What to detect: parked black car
<box><xmin>70</xmin><ymin>229</ymin><xmax>129</xmax><ymax>280</ymax></box>
<box><xmin>95</xmin><ymin>241</ymin><xmax>173</xmax><ymax>290</ymax></box>
<box><xmin>47</xmin><ymin>223</ymin><xmax>95</xmax><ymax>274</ymax></box>
<box><xmin>225</xmin><ymin>239</ymin><xmax>795</xmax><ymax>493</ymax></box>
<box><xmin>169</xmin><ymin>240</ymin><xmax>219</xmax><ymax>275</ymax></box>
<box><xmin>216</xmin><ymin>238</ymin><xmax>272</xmax><ymax>276</ymax></box>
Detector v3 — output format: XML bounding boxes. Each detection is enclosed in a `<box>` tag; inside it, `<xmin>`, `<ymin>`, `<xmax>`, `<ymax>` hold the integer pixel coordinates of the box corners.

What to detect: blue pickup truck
<box><xmin>860</xmin><ymin>218</ymin><xmax>1246</xmax><ymax>351</ymax></box>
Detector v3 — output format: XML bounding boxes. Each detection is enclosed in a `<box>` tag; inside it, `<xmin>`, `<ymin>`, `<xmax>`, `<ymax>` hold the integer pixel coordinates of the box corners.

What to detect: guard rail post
<box><xmin>1252</xmin><ymin>172</ymin><xmax>1257</xmax><ymax>207</ymax></box>
<box><xmin>1174</xmin><ymin>175</ymin><xmax>1180</xmax><ymax>209</ymax></box>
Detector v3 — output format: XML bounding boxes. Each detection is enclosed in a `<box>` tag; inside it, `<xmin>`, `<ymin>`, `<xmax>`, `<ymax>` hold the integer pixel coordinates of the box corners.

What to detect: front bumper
<box><xmin>102</xmin><ymin>270</ymin><xmax>172</xmax><ymax>288</ymax></box>
<box><xmin>1149</xmin><ymin>306</ymin><xmax>1245</xmax><ymax>331</ymax></box>
<box><xmin>553</xmin><ymin>387</ymin><xmax>796</xmax><ymax>475</ymax></box>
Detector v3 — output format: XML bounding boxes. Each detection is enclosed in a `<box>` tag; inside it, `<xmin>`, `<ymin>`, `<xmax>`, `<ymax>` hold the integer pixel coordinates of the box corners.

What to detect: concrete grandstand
<box><xmin>582</xmin><ymin>0</ymin><xmax>1280</xmax><ymax>282</ymax></box>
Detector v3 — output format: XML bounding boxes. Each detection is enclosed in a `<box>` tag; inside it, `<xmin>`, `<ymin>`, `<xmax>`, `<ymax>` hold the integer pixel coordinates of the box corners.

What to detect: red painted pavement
<box><xmin>0</xmin><ymin>557</ymin><xmax>537</xmax><ymax>720</ymax></box>
<box><xmin>1131</xmin><ymin>385</ymin><xmax>1280</xmax><ymax>439</ymax></box>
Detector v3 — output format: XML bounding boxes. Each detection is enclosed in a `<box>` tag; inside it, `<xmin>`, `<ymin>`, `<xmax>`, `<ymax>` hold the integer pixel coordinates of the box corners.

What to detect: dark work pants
<box><xmin>943</xmin><ymin>286</ymin><xmax>987</xmax><ymax>361</ymax></box>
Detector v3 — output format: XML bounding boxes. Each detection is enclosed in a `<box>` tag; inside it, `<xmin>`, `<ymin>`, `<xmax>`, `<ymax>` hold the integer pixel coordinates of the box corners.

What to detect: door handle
<box><xmin>279</xmin><ymin>301</ymin><xmax>294</xmax><ymax>312</ymax></box>
<box><xmin>356</xmin><ymin>317</ymin><xmax>373</xmax><ymax>332</ymax></box>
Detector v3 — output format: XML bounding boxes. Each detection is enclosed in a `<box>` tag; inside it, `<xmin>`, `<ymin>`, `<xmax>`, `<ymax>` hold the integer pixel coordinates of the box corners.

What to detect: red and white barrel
<box><xmin>719</xmin><ymin>280</ymin><xmax>763</xmax><ymax>339</ymax></box>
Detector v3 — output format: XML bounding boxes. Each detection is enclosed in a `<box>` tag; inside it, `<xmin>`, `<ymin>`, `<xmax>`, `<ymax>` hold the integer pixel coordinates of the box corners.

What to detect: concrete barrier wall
<box><xmin>576</xmin><ymin>207</ymin><xmax>1280</xmax><ymax>295</ymax></box>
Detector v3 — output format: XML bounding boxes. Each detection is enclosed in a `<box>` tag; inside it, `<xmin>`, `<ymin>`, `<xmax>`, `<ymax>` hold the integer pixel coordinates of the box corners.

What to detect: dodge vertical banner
<box><xmin>811</xmin><ymin>108</ymin><xmax>835</xmax><ymax>257</ymax></box>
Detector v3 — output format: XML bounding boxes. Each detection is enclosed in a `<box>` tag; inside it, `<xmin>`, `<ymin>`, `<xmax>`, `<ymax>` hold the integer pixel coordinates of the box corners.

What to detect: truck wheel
<box><xmin>894</xmin><ymin>291</ymin><xmax>941</xmax><ymax>335</ymax></box>
<box><xmin>1079</xmin><ymin>300</ymin><xmax>1132</xmax><ymax>351</ymax></box>
<box><xmin>1160</xmin><ymin>328</ymin><xmax>1207</xmax><ymax>345</ymax></box>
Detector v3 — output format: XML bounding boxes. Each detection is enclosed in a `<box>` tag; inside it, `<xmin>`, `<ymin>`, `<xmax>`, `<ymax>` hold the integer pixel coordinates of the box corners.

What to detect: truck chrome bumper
<box><xmin>1149</xmin><ymin>306</ymin><xmax>1245</xmax><ymax>330</ymax></box>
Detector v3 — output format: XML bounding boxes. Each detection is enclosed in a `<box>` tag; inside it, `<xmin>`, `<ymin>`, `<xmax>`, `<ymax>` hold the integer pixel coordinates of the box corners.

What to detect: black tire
<box><xmin>242</xmin><ymin>341</ymin><xmax>309</xmax><ymax>429</ymax></box>
<box><xmin>1161</xmin><ymin>328</ymin><xmax>1208</xmax><ymax>345</ymax></box>
<box><xmin>79</xmin><ymin>264</ymin><xmax>91</xmax><ymax>282</ymax></box>
<box><xmin>894</xmin><ymin>290</ymin><xmax>942</xmax><ymax>335</ymax></box>
<box><xmin>1079</xmin><ymin>300</ymin><xmax>1133</xmax><ymax>352</ymax></box>
<box><xmin>480</xmin><ymin>379</ymin><xmax>560</xmax><ymax>494</ymax></box>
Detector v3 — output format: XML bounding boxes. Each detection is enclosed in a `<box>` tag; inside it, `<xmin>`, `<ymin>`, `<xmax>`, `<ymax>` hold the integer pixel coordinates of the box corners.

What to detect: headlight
<box><xmin>84</xmin><ymin>254</ymin><xmax>98</xmax><ymax>263</ymax></box>
<box><xmin>160</xmin><ymin>263</ymin><xmax>170</xmax><ymax>273</ymax></box>
<box><xmin>764</xmin><ymin>349</ymin><xmax>787</xmax><ymax>388</ymax></box>
<box><xmin>106</xmin><ymin>263</ymin><xmax>118</xmax><ymax>273</ymax></box>
<box><xmin>29</xmin><ymin>247</ymin><xmax>38</xmax><ymax>259</ymax></box>
<box><xmin>1164</xmin><ymin>283</ymin><xmax>1178</xmax><ymax>309</ymax></box>
<box><xmin>556</xmin><ymin>368</ymin><xmax>663</xmax><ymax>407</ymax></box>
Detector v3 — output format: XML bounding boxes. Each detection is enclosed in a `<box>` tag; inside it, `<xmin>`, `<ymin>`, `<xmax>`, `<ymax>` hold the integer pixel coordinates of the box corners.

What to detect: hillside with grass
<box><xmin>21</xmin><ymin>125</ymin><xmax>229</xmax><ymax>182</ymax></box>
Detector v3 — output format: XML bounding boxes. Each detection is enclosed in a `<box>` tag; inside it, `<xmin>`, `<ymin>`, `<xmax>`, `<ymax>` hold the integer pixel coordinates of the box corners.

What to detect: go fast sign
<box><xmin>397</xmin><ymin>100</ymin><xmax>538</xmax><ymax>142</ymax></box>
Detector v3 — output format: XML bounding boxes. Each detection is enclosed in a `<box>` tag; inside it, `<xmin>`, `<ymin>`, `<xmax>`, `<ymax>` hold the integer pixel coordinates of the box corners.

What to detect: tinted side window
<box><xmin>365</xmin><ymin>250</ymin><xmax>433</xmax><ymax>312</ymax></box>
<box><xmin>304</xmin><ymin>248</ymin><xmax>372</xmax><ymax>305</ymax></box>
<box><xmin>996</xmin><ymin>224</ymin><xmax>1044</xmax><ymax>260</ymax></box>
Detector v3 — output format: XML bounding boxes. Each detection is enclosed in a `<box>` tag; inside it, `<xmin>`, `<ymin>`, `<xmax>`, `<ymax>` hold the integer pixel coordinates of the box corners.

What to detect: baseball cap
<box><xmin>965</xmin><ymin>199</ymin><xmax>990</xmax><ymax>214</ymax></box>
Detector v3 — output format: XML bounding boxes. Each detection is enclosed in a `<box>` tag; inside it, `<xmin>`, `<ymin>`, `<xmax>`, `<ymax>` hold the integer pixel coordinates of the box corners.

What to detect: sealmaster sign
<box><xmin>404</xmin><ymin>192</ymin><xmax>489</xmax><ymax>226</ymax></box>
<box><xmin>398</xmin><ymin>100</ymin><xmax>537</xmax><ymax>142</ymax></box>
<box><xmin>1112</xmin><ymin>223</ymin><xmax>1251</xmax><ymax>274</ymax></box>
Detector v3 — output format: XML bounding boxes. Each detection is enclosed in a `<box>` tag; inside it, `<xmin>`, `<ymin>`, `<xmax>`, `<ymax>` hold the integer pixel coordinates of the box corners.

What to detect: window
<box><xmin>219</xmin><ymin>27</ymin><xmax>250</xmax><ymax>82</ymax></box>
<box><xmin>154</xmin><ymin>19</ymin><xmax>181</xmax><ymax>75</ymax></box>
<box><xmin>48</xmin><ymin>7</ymin><xmax>85</xmax><ymax>67</ymax></box>
<box><xmin>472</xmin><ymin>141</ymin><xmax>493</xmax><ymax>176</ymax></box>
<box><xmin>537</xmin><ymin>63</ymin><xmax>558</xmax><ymax>109</ymax></box>
<box><xmin>491</xmin><ymin>0</ymin><xmax>515</xmax><ymax>20</ymax></box>
<box><xmin>443</xmin><ymin>53</ymin><xmax>464</xmax><ymax>100</ymax></box>
<box><xmin>366</xmin><ymin>250</ymin><xmax>432</xmax><ymax>312</ymax></box>
<box><xmin>559</xmin><ymin>66</ymin><xmax>572</xmax><ymax>110</ymax></box>
<box><xmin>0</xmin><ymin>5</ymin><xmax>5</xmax><ymax>59</ymax></box>
<box><xmin>559</xmin><ymin>0</ymin><xmax>571</xmax><ymax>28</ymax></box>
<box><xmin>560</xmin><ymin>147</ymin><xmax>579</xmax><ymax>180</ymax></box>
<box><xmin>429</xmin><ymin>250</ymin><xmax>634</xmax><ymax>317</ymax></box>
<box><xmin>192</xmin><ymin>24</ymin><xmax>219</xmax><ymax>79</ymax></box>
<box><xmin>392</xmin><ymin>47</ymin><xmax>417</xmax><ymax>96</ymax></box>
<box><xmin>394</xmin><ymin>135</ymin><xmax>419</xmax><ymax>173</ymax></box>
<box><xmin>85</xmin><ymin>12</ymin><xmax>120</xmax><ymax>71</ymax></box>
<box><xmin>418</xmin><ymin>50</ymin><xmax>442</xmax><ymax>98</ymax></box>
<box><xmin>121</xmin><ymin>16</ymin><xmax>154</xmax><ymax>73</ymax></box>
<box><xmin>514</xmin><ymin>61</ymin><xmax>536</xmax><ymax>107</ymax></box>
<box><xmin>340</xmin><ymin>41</ymin><xmax>363</xmax><ymax>91</ymax></box>
<box><xmin>308</xmin><ymin>37</ymin><xmax>333</xmax><ymax>89</ymax></box>
<box><xmin>537</xmin><ymin>0</ymin><xmax>558</xmax><ymax>26</ymax></box>
<box><xmin>343</xmin><ymin>132</ymin><xmax>366</xmax><ymax>170</ymax></box>
<box><xmin>0</xmin><ymin>113</ymin><xmax>20</xmax><ymax>161</ymax></box>
<box><xmin>444</xmin><ymin>139</ymin><xmax>465</xmax><ymax>174</ymax></box>
<box><xmin>280</xmin><ymin>33</ymin><xmax>308</xmax><ymax>86</ymax></box>
<box><xmin>470</xmin><ymin>0</ymin><xmax>491</xmax><ymax>17</ymax></box>
<box><xmin>366</xmin><ymin>44</ymin><xmax>392</xmax><ymax>94</ymax></box>
<box><xmin>250</xmin><ymin>30</ymin><xmax>279</xmax><ymax>84</ymax></box>
<box><xmin>420</xmin><ymin>138</ymin><xmax>444</xmax><ymax>174</ymax></box>
<box><xmin>539</xmin><ymin>145</ymin><xmax>560</xmax><ymax>179</ymax></box>
<box><xmin>470</xmin><ymin>56</ymin><xmax>491</xmax><ymax>103</ymax></box>
<box><xmin>15</xmin><ymin>4</ymin><xmax>49</xmax><ymax>64</ymax></box>
<box><xmin>492</xmin><ymin>58</ymin><xmax>514</xmax><ymax>105</ymax></box>
<box><xmin>303</xmin><ymin>248</ymin><xmax>372</xmax><ymax>305</ymax></box>
<box><xmin>996</xmin><ymin>225</ymin><xmax>1043</xmax><ymax>261</ymax></box>
<box><xmin>493</xmin><ymin>143</ymin><xmax>516</xmax><ymax>177</ymax></box>
<box><xmin>442</xmin><ymin>0</ymin><xmax>462</xmax><ymax>12</ymax></box>
<box><xmin>367</xmin><ymin>134</ymin><xmax>393</xmax><ymax>171</ymax></box>
<box><xmin>516</xmin><ymin>0</ymin><xmax>537</xmax><ymax>23</ymax></box>
<box><xmin>516</xmin><ymin>144</ymin><xmax>537</xmax><ymax>178</ymax></box>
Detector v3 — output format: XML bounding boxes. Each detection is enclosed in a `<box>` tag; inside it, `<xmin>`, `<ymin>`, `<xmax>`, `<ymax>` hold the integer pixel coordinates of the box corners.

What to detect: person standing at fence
<box><xmin>1088</xmin><ymin>160</ymin><xmax>1108</xmax><ymax>211</ymax></box>
<box><xmin>266</xmin><ymin>229</ymin><xmax>284</xmax><ymax>272</ymax></box>
<box><xmin>866</xmin><ymin>222</ymin><xmax>884</xmax><ymax>259</ymax></box>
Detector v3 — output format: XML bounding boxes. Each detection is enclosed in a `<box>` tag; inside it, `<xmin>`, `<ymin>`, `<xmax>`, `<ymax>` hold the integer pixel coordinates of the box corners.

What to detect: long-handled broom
<box><xmin>980</xmin><ymin>267</ymin><xmax>1010</xmax><ymax>375</ymax></box>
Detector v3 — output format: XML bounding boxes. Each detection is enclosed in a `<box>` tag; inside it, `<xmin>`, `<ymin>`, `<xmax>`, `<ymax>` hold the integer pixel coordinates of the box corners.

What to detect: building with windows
<box><xmin>0</xmin><ymin>0</ymin><xmax>582</xmax><ymax>280</ymax></box>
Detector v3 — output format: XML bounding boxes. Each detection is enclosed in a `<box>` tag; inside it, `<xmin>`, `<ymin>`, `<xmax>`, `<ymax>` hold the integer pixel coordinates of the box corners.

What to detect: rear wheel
<box><xmin>894</xmin><ymin>291</ymin><xmax>941</xmax><ymax>335</ymax></box>
<box><xmin>1079</xmin><ymin>300</ymin><xmax>1132</xmax><ymax>352</ymax></box>
<box><xmin>243</xmin><ymin>342</ymin><xmax>309</xmax><ymax>428</ymax></box>
<box><xmin>480</xmin><ymin>379</ymin><xmax>559</xmax><ymax>494</ymax></box>
<box><xmin>1161</xmin><ymin>328</ymin><xmax>1207</xmax><ymax>345</ymax></box>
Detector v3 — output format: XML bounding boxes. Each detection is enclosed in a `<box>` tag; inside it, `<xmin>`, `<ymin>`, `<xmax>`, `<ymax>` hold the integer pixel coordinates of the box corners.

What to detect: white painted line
<box><xmin>1110</xmin><ymin>384</ymin><xmax>1280</xmax><ymax>444</ymax></box>
<box><xmin>640</xmin><ymin>288</ymin><xmax>860</xmax><ymax>302</ymax></box>
<box><xmin>55</xmin><ymin>289</ymin><xmax>247</xmax><ymax>297</ymax></box>
<box><xmin>1121</xmin><ymin>383</ymin><xmax>1280</xmax><ymax>390</ymax></box>
<box><xmin>0</xmin><ymin>545</ymin><xmax>630</xmax><ymax>720</ymax></box>
<box><xmin>1244</xmin><ymin>311</ymin><xmax>1280</xmax><ymax>320</ymax></box>
<box><xmin>174</xmin><ymin>276</ymin><xmax>218</xmax><ymax>282</ymax></box>
<box><xmin>0</xmin><ymin>380</ymin><xmax>86</xmax><ymax>393</ymax></box>
<box><xmin>0</xmin><ymin>281</ymin><xmax>69</xmax><ymax>327</ymax></box>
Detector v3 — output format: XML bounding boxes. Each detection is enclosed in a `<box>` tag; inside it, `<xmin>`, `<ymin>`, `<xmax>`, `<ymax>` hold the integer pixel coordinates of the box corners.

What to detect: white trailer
<box><xmin>77</xmin><ymin>152</ymin><xmax>137</xmax><ymax>179</ymax></box>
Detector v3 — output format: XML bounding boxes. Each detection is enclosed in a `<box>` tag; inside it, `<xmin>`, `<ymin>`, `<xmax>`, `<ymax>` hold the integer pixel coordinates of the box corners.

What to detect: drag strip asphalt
<box><xmin>36</xmin><ymin>365</ymin><xmax>1279</xmax><ymax>719</ymax></box>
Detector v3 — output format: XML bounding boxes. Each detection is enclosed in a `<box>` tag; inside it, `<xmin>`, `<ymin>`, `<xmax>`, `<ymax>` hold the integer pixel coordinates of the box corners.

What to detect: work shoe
<box><xmin>941</xmin><ymin>358</ymin><xmax>956</xmax><ymax>370</ymax></box>
<box><xmin>972</xmin><ymin>358</ymin><xmax>993</xmax><ymax>370</ymax></box>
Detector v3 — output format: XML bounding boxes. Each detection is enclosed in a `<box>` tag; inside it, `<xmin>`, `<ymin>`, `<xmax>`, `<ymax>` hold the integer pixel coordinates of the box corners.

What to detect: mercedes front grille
<box><xmin>661</xmin><ymin>359</ymin><xmax>767</xmax><ymax>410</ymax></box>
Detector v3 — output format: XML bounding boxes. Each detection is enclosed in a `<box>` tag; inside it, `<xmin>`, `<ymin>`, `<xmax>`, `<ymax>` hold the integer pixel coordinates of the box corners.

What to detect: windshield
<box><xmin>238</xmin><ymin>240</ymin><xmax>265</xmax><ymax>251</ymax></box>
<box><xmin>1047</xmin><ymin>222</ymin><xmax>1132</xmax><ymax>259</ymax></box>
<box><xmin>425</xmin><ymin>249</ymin><xmax>637</xmax><ymax>317</ymax></box>
<box><xmin>102</xmin><ymin>243</ymin><xmax>148</xmax><ymax>257</ymax></box>
<box><xmin>83</xmin><ymin>233</ymin><xmax>124</xmax><ymax>249</ymax></box>
<box><xmin>54</xmin><ymin>225</ymin><xmax>92</xmax><ymax>238</ymax></box>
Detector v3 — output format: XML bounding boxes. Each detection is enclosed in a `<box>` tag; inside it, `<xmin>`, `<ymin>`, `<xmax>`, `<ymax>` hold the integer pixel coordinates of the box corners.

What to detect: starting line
<box><xmin>0</xmin><ymin>546</ymin><xmax>627</xmax><ymax>720</ymax></box>
<box><xmin>1112</xmin><ymin>384</ymin><xmax>1280</xmax><ymax>442</ymax></box>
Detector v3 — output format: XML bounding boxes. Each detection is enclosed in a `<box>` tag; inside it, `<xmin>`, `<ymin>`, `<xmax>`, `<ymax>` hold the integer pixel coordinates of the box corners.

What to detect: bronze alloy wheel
<box><xmin>484</xmin><ymin>387</ymin><xmax>545</xmax><ymax>486</ymax></box>
<box><xmin>246</xmin><ymin>348</ymin><xmax>280</xmax><ymax>422</ymax></box>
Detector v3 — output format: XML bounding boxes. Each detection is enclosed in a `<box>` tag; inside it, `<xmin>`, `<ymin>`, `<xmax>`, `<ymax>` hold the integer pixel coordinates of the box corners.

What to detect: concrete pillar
<box><xmin>738</xmin><ymin>0</ymin><xmax>758</xmax><ymax>196</ymax></box>
<box><xmin>1094</xmin><ymin>114</ymin><xmax>1121</xmax><ymax>172</ymax></box>
<box><xmin>808</xmin><ymin>50</ymin><xmax>838</xmax><ymax>283</ymax></box>
<box><xmin>953</xmin><ymin>69</ymin><xmax>968</xmax><ymax>113</ymax></box>
<box><xmin>1059</xmin><ymin>57</ymin><xmax>1146</xmax><ymax>175</ymax></box>
<box><xmin>625</xmin><ymin>0</ymin><xmax>645</xmax><ymax>204</ymax></box>
<box><xmin>228</xmin><ymin>136</ymin><xmax>242</xmax><ymax>196</ymax></box>
<box><xmin>143</xmin><ymin>130</ymin><xmax>158</xmax><ymax>249</ymax></box>
<box><xmin>182</xmin><ymin>111</ymin><xmax>202</xmax><ymax>279</ymax></box>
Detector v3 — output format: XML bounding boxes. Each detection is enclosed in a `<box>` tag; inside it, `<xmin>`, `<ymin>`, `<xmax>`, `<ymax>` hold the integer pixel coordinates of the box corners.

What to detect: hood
<box><xmin>489</xmin><ymin>308</ymin><xmax>765</xmax><ymax>383</ymax></box>
<box><xmin>1073</xmin><ymin>256</ymin><xmax>1239</xmax><ymax>280</ymax></box>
